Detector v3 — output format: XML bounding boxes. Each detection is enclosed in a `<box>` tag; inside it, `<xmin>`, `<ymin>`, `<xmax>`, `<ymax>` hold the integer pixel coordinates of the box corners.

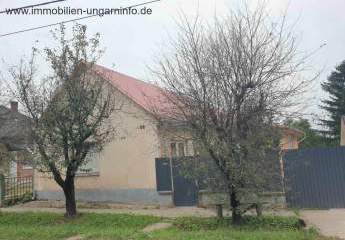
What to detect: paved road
<box><xmin>301</xmin><ymin>209</ymin><xmax>345</xmax><ymax>239</ymax></box>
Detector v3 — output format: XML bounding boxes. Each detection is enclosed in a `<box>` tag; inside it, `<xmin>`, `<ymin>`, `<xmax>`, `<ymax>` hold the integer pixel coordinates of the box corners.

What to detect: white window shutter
<box><xmin>187</xmin><ymin>140</ymin><xmax>194</xmax><ymax>156</ymax></box>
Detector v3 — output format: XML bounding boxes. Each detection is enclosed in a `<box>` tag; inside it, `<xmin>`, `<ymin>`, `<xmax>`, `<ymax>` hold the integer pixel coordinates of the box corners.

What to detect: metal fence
<box><xmin>283</xmin><ymin>146</ymin><xmax>345</xmax><ymax>209</ymax></box>
<box><xmin>0</xmin><ymin>175</ymin><xmax>33</xmax><ymax>206</ymax></box>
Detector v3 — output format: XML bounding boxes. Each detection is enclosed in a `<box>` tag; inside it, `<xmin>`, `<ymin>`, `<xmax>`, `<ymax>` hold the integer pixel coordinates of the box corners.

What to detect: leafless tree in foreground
<box><xmin>153</xmin><ymin>4</ymin><xmax>312</xmax><ymax>224</ymax></box>
<box><xmin>7</xmin><ymin>24</ymin><xmax>120</xmax><ymax>217</ymax></box>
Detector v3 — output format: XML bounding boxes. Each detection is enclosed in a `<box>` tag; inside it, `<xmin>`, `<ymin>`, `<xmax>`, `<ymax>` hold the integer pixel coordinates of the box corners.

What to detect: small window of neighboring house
<box><xmin>78</xmin><ymin>149</ymin><xmax>100</xmax><ymax>175</ymax></box>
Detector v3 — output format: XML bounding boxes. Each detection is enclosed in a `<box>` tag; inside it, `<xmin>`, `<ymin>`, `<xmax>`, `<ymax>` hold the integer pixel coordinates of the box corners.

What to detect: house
<box><xmin>34</xmin><ymin>64</ymin><xmax>303</xmax><ymax>206</ymax></box>
<box><xmin>0</xmin><ymin>102</ymin><xmax>33</xmax><ymax>178</ymax></box>
<box><xmin>280</xmin><ymin>126</ymin><xmax>303</xmax><ymax>150</ymax></box>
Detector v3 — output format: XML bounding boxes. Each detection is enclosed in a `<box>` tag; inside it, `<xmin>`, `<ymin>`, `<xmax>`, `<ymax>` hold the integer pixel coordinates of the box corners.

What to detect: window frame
<box><xmin>76</xmin><ymin>148</ymin><xmax>101</xmax><ymax>176</ymax></box>
<box><xmin>167</xmin><ymin>139</ymin><xmax>194</xmax><ymax>158</ymax></box>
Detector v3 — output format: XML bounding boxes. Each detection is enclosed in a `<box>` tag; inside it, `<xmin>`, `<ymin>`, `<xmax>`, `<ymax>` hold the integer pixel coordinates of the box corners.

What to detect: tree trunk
<box><xmin>216</xmin><ymin>204</ymin><xmax>223</xmax><ymax>219</ymax></box>
<box><xmin>63</xmin><ymin>177</ymin><xmax>77</xmax><ymax>217</ymax></box>
<box><xmin>255</xmin><ymin>202</ymin><xmax>263</xmax><ymax>217</ymax></box>
<box><xmin>230</xmin><ymin>191</ymin><xmax>243</xmax><ymax>225</ymax></box>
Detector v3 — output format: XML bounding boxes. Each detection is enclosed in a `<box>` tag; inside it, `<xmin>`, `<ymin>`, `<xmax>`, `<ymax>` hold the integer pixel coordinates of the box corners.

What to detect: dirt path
<box><xmin>1</xmin><ymin>205</ymin><xmax>218</xmax><ymax>218</ymax></box>
<box><xmin>142</xmin><ymin>222</ymin><xmax>173</xmax><ymax>232</ymax></box>
<box><xmin>1</xmin><ymin>201</ymin><xmax>295</xmax><ymax>218</ymax></box>
<box><xmin>301</xmin><ymin>209</ymin><xmax>345</xmax><ymax>239</ymax></box>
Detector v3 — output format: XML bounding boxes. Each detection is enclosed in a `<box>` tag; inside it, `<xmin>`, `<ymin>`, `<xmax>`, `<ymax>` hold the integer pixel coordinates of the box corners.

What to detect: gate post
<box><xmin>32</xmin><ymin>170</ymin><xmax>35</xmax><ymax>200</ymax></box>
<box><xmin>0</xmin><ymin>174</ymin><xmax>5</xmax><ymax>207</ymax></box>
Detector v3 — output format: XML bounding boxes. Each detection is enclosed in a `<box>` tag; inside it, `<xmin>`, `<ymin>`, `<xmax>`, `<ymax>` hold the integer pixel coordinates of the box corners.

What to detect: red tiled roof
<box><xmin>92</xmin><ymin>64</ymin><xmax>172</xmax><ymax>116</ymax></box>
<box><xmin>92</xmin><ymin>64</ymin><xmax>305</xmax><ymax>137</ymax></box>
<box><xmin>279</xmin><ymin>126</ymin><xmax>304</xmax><ymax>137</ymax></box>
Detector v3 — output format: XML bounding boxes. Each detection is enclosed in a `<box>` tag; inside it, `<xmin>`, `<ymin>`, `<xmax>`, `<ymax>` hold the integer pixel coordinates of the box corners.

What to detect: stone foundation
<box><xmin>36</xmin><ymin>188</ymin><xmax>173</xmax><ymax>206</ymax></box>
<box><xmin>198</xmin><ymin>191</ymin><xmax>286</xmax><ymax>208</ymax></box>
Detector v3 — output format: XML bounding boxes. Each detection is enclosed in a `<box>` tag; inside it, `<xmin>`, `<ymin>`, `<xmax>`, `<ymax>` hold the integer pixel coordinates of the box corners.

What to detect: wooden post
<box><xmin>32</xmin><ymin>169</ymin><xmax>36</xmax><ymax>200</ymax></box>
<box><xmin>169</xmin><ymin>157</ymin><xmax>175</xmax><ymax>204</ymax></box>
<box><xmin>0</xmin><ymin>174</ymin><xmax>5</xmax><ymax>207</ymax></box>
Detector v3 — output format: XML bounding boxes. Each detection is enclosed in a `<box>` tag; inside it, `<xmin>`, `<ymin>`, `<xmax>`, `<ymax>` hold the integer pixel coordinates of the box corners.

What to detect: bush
<box><xmin>173</xmin><ymin>217</ymin><xmax>225</xmax><ymax>231</ymax></box>
<box><xmin>173</xmin><ymin>216</ymin><xmax>302</xmax><ymax>231</ymax></box>
<box><xmin>243</xmin><ymin>215</ymin><xmax>301</xmax><ymax>230</ymax></box>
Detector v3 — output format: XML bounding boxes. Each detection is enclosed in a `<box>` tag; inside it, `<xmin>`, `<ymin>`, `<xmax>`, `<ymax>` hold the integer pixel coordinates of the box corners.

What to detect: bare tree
<box><xmin>7</xmin><ymin>24</ymin><xmax>121</xmax><ymax>217</ymax></box>
<box><xmin>153</xmin><ymin>4</ymin><xmax>311</xmax><ymax>224</ymax></box>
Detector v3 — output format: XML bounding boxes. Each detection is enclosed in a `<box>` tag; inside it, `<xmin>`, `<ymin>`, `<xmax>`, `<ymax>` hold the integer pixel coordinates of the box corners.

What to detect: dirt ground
<box><xmin>1</xmin><ymin>201</ymin><xmax>218</xmax><ymax>218</ymax></box>
<box><xmin>1</xmin><ymin>200</ymin><xmax>295</xmax><ymax>218</ymax></box>
<box><xmin>301</xmin><ymin>209</ymin><xmax>345</xmax><ymax>239</ymax></box>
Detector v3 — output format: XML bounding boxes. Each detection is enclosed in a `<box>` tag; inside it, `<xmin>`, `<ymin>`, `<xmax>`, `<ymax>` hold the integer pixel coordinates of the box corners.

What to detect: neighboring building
<box><xmin>0</xmin><ymin>102</ymin><xmax>33</xmax><ymax>178</ymax></box>
<box><xmin>35</xmin><ymin>64</ymin><xmax>303</xmax><ymax>206</ymax></box>
<box><xmin>280</xmin><ymin>126</ymin><xmax>303</xmax><ymax>150</ymax></box>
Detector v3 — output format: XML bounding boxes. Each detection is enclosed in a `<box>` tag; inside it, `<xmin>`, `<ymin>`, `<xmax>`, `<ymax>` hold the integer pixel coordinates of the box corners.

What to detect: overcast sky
<box><xmin>1</xmin><ymin>0</ymin><xmax>345</xmax><ymax>123</ymax></box>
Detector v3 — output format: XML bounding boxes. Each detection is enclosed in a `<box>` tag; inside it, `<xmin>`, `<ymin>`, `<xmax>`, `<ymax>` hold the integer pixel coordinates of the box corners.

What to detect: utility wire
<box><xmin>0</xmin><ymin>0</ymin><xmax>161</xmax><ymax>38</ymax></box>
<box><xmin>0</xmin><ymin>0</ymin><xmax>67</xmax><ymax>14</ymax></box>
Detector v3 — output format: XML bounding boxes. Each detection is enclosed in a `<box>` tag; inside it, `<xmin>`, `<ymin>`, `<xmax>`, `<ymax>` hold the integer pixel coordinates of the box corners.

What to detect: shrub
<box><xmin>173</xmin><ymin>216</ymin><xmax>302</xmax><ymax>231</ymax></box>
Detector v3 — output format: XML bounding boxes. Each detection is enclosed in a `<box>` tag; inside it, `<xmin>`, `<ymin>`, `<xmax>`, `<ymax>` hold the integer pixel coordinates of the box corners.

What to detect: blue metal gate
<box><xmin>155</xmin><ymin>158</ymin><xmax>198</xmax><ymax>206</ymax></box>
<box><xmin>172</xmin><ymin>158</ymin><xmax>198</xmax><ymax>206</ymax></box>
<box><xmin>283</xmin><ymin>147</ymin><xmax>345</xmax><ymax>208</ymax></box>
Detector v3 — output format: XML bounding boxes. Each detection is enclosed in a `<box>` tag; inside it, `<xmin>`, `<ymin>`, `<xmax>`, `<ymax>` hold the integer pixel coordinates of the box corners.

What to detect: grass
<box><xmin>0</xmin><ymin>212</ymin><xmax>330</xmax><ymax>240</ymax></box>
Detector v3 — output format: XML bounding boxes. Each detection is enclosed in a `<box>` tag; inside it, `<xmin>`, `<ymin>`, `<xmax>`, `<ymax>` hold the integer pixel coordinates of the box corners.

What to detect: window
<box><xmin>178</xmin><ymin>143</ymin><xmax>185</xmax><ymax>157</ymax></box>
<box><xmin>170</xmin><ymin>143</ymin><xmax>177</xmax><ymax>157</ymax></box>
<box><xmin>78</xmin><ymin>149</ymin><xmax>100</xmax><ymax>175</ymax></box>
<box><xmin>288</xmin><ymin>135</ymin><xmax>294</xmax><ymax>149</ymax></box>
<box><xmin>186</xmin><ymin>140</ymin><xmax>194</xmax><ymax>156</ymax></box>
<box><xmin>168</xmin><ymin>140</ymin><xmax>194</xmax><ymax>158</ymax></box>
